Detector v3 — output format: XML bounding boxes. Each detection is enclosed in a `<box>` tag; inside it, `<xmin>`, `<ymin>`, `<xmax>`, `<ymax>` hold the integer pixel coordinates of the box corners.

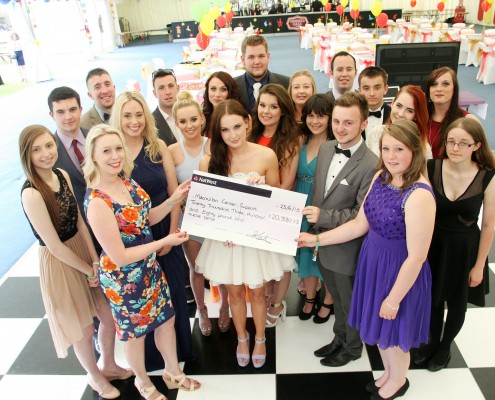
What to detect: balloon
<box><xmin>200</xmin><ymin>0</ymin><xmax>210</xmax><ymax>15</ymax></box>
<box><xmin>371</xmin><ymin>0</ymin><xmax>382</xmax><ymax>17</ymax></box>
<box><xmin>200</xmin><ymin>15</ymin><xmax>215</xmax><ymax>36</ymax></box>
<box><xmin>336</xmin><ymin>5</ymin><xmax>344</xmax><ymax>15</ymax></box>
<box><xmin>481</xmin><ymin>0</ymin><xmax>490</xmax><ymax>11</ymax></box>
<box><xmin>350</xmin><ymin>9</ymin><xmax>360</xmax><ymax>19</ymax></box>
<box><xmin>376</xmin><ymin>12</ymin><xmax>388</xmax><ymax>28</ymax></box>
<box><xmin>217</xmin><ymin>15</ymin><xmax>226</xmax><ymax>27</ymax></box>
<box><xmin>321</xmin><ymin>0</ymin><xmax>328</xmax><ymax>5</ymax></box>
<box><xmin>196</xmin><ymin>30</ymin><xmax>211</xmax><ymax>50</ymax></box>
<box><xmin>340</xmin><ymin>0</ymin><xmax>349</xmax><ymax>7</ymax></box>
<box><xmin>226</xmin><ymin>10</ymin><xmax>234</xmax><ymax>22</ymax></box>
<box><xmin>487</xmin><ymin>0</ymin><xmax>493</xmax><ymax>4</ymax></box>
<box><xmin>191</xmin><ymin>1</ymin><xmax>205</xmax><ymax>22</ymax></box>
<box><xmin>437</xmin><ymin>2</ymin><xmax>445</xmax><ymax>12</ymax></box>
<box><xmin>410</xmin><ymin>0</ymin><xmax>416</xmax><ymax>7</ymax></box>
<box><xmin>350</xmin><ymin>0</ymin><xmax>360</xmax><ymax>11</ymax></box>
<box><xmin>224</xmin><ymin>2</ymin><xmax>232</xmax><ymax>13</ymax></box>
<box><xmin>212</xmin><ymin>5</ymin><xmax>221</xmax><ymax>18</ymax></box>
<box><xmin>325</xmin><ymin>3</ymin><xmax>332</xmax><ymax>11</ymax></box>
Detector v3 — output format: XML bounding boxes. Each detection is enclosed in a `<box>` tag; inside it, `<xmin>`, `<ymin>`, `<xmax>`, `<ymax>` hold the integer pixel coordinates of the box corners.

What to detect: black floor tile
<box><xmin>184</xmin><ymin>317</ymin><xmax>275</xmax><ymax>375</ymax></box>
<box><xmin>277</xmin><ymin>371</ymin><xmax>373</xmax><ymax>400</ymax></box>
<box><xmin>8</xmin><ymin>319</ymin><xmax>86</xmax><ymax>375</ymax></box>
<box><xmin>0</xmin><ymin>277</ymin><xmax>45</xmax><ymax>318</ymax></box>
<box><xmin>470</xmin><ymin>367</ymin><xmax>495</xmax><ymax>400</ymax></box>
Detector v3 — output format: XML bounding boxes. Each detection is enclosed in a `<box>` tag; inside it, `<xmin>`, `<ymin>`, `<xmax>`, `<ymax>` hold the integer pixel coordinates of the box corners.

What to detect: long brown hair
<box><xmin>208</xmin><ymin>99</ymin><xmax>250</xmax><ymax>177</ymax></box>
<box><xmin>440</xmin><ymin>118</ymin><xmax>495</xmax><ymax>170</ymax></box>
<box><xmin>19</xmin><ymin>125</ymin><xmax>60</xmax><ymax>231</ymax></box>
<box><xmin>250</xmin><ymin>83</ymin><xmax>299</xmax><ymax>168</ymax></box>
<box><xmin>378</xmin><ymin>119</ymin><xmax>426</xmax><ymax>190</ymax></box>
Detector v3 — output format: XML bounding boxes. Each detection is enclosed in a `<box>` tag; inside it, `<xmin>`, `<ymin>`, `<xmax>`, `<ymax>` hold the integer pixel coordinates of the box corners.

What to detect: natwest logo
<box><xmin>286</xmin><ymin>16</ymin><xmax>308</xmax><ymax>30</ymax></box>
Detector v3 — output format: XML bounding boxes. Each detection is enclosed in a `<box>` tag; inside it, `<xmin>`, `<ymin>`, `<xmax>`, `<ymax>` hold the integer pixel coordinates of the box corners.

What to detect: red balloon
<box><xmin>217</xmin><ymin>15</ymin><xmax>226</xmax><ymax>28</ymax></box>
<box><xmin>226</xmin><ymin>10</ymin><xmax>234</xmax><ymax>22</ymax></box>
<box><xmin>437</xmin><ymin>2</ymin><xmax>445</xmax><ymax>12</ymax></box>
<box><xmin>376</xmin><ymin>12</ymin><xmax>388</xmax><ymax>28</ymax></box>
<box><xmin>336</xmin><ymin>4</ymin><xmax>344</xmax><ymax>16</ymax></box>
<box><xmin>410</xmin><ymin>0</ymin><xmax>417</xmax><ymax>7</ymax></box>
<box><xmin>350</xmin><ymin>9</ymin><xmax>359</xmax><ymax>20</ymax></box>
<box><xmin>481</xmin><ymin>0</ymin><xmax>490</xmax><ymax>12</ymax></box>
<box><xmin>325</xmin><ymin>3</ymin><xmax>332</xmax><ymax>11</ymax></box>
<box><xmin>196</xmin><ymin>30</ymin><xmax>210</xmax><ymax>50</ymax></box>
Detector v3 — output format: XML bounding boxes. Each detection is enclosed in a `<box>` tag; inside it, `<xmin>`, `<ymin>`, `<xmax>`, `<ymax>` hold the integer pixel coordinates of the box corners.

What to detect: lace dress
<box><xmin>348</xmin><ymin>173</ymin><xmax>433</xmax><ymax>351</ymax></box>
<box><xmin>22</xmin><ymin>168</ymin><xmax>106</xmax><ymax>358</ymax></box>
<box><xmin>195</xmin><ymin>172</ymin><xmax>295</xmax><ymax>288</ymax></box>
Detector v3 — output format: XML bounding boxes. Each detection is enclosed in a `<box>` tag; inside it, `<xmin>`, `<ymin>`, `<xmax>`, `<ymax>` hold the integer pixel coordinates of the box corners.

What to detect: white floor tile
<box><xmin>4</xmin><ymin>242</ymin><xmax>39</xmax><ymax>279</ymax></box>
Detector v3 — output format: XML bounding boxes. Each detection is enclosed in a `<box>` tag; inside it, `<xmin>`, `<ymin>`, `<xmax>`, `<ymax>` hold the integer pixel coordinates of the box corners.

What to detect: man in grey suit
<box><xmin>304</xmin><ymin>92</ymin><xmax>377</xmax><ymax>367</ymax></box>
<box><xmin>326</xmin><ymin>51</ymin><xmax>358</xmax><ymax>105</ymax></box>
<box><xmin>152</xmin><ymin>68</ymin><xmax>181</xmax><ymax>146</ymax></box>
<box><xmin>235</xmin><ymin>35</ymin><xmax>290</xmax><ymax>112</ymax></box>
<box><xmin>80</xmin><ymin>68</ymin><xmax>116</xmax><ymax>130</ymax></box>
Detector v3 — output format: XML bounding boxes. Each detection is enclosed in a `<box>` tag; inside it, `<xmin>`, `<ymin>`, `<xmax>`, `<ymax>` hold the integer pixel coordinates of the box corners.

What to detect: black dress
<box><xmin>131</xmin><ymin>143</ymin><xmax>195</xmax><ymax>370</ymax></box>
<box><xmin>427</xmin><ymin>159</ymin><xmax>494</xmax><ymax>309</ymax></box>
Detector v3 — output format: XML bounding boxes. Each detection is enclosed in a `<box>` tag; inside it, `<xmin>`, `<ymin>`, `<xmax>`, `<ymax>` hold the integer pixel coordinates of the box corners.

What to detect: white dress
<box><xmin>194</xmin><ymin>172</ymin><xmax>296</xmax><ymax>288</ymax></box>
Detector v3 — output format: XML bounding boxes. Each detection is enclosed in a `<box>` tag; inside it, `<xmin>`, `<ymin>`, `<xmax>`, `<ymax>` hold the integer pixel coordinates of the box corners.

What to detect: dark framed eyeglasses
<box><xmin>445</xmin><ymin>140</ymin><xmax>478</xmax><ymax>149</ymax></box>
<box><xmin>152</xmin><ymin>68</ymin><xmax>176</xmax><ymax>80</ymax></box>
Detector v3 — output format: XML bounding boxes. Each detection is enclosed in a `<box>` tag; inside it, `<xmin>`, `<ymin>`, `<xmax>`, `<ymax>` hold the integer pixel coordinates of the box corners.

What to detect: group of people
<box><xmin>18</xmin><ymin>33</ymin><xmax>494</xmax><ymax>400</ymax></box>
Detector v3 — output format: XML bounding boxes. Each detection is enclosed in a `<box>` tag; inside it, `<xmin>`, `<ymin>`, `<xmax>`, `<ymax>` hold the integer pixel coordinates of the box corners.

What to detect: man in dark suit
<box><xmin>235</xmin><ymin>35</ymin><xmax>290</xmax><ymax>112</ymax></box>
<box><xmin>304</xmin><ymin>92</ymin><xmax>377</xmax><ymax>367</ymax></box>
<box><xmin>152</xmin><ymin>68</ymin><xmax>180</xmax><ymax>146</ymax></box>
<box><xmin>80</xmin><ymin>68</ymin><xmax>116</xmax><ymax>130</ymax></box>
<box><xmin>358</xmin><ymin>66</ymin><xmax>391</xmax><ymax>140</ymax></box>
<box><xmin>326</xmin><ymin>51</ymin><xmax>358</xmax><ymax>105</ymax></box>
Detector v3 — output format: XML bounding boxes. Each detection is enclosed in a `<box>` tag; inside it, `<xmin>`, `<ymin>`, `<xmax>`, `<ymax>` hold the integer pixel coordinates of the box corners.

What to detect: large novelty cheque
<box><xmin>181</xmin><ymin>171</ymin><xmax>307</xmax><ymax>256</ymax></box>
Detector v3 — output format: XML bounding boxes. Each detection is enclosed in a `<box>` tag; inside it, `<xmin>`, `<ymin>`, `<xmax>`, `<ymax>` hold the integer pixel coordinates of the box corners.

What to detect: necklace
<box><xmin>115</xmin><ymin>179</ymin><xmax>126</xmax><ymax>194</ymax></box>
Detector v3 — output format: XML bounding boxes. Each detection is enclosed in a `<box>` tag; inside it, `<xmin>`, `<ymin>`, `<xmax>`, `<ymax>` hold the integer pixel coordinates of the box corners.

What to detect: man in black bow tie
<box><xmin>302</xmin><ymin>92</ymin><xmax>377</xmax><ymax>368</ymax></box>
<box><xmin>358</xmin><ymin>66</ymin><xmax>391</xmax><ymax>140</ymax></box>
<box><xmin>81</xmin><ymin>68</ymin><xmax>116</xmax><ymax>130</ymax></box>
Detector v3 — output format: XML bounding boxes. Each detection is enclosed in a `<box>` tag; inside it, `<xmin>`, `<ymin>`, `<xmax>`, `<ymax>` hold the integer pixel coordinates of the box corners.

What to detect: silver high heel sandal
<box><xmin>266</xmin><ymin>300</ymin><xmax>287</xmax><ymax>328</ymax></box>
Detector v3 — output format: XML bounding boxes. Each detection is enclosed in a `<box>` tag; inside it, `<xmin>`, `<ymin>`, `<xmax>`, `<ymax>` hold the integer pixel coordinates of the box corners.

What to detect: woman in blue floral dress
<box><xmin>84</xmin><ymin>125</ymin><xmax>200</xmax><ymax>399</ymax></box>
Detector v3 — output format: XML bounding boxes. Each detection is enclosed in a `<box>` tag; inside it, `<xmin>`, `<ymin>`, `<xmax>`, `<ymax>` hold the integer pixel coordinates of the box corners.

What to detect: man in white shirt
<box><xmin>326</xmin><ymin>51</ymin><xmax>358</xmax><ymax>104</ymax></box>
<box><xmin>152</xmin><ymin>68</ymin><xmax>181</xmax><ymax>146</ymax></box>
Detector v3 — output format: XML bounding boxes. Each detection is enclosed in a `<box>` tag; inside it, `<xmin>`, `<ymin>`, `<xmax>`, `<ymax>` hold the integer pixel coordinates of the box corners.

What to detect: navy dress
<box><xmin>131</xmin><ymin>143</ymin><xmax>195</xmax><ymax>370</ymax></box>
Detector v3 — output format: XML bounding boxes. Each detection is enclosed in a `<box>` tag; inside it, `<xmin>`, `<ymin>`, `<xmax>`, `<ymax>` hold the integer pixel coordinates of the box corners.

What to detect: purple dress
<box><xmin>348</xmin><ymin>174</ymin><xmax>433</xmax><ymax>351</ymax></box>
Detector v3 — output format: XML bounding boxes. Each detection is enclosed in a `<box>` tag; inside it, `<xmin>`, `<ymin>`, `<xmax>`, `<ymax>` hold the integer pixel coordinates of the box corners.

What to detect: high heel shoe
<box><xmin>87</xmin><ymin>376</ymin><xmax>120</xmax><ymax>399</ymax></box>
<box><xmin>104</xmin><ymin>368</ymin><xmax>134</xmax><ymax>381</ymax></box>
<box><xmin>163</xmin><ymin>370</ymin><xmax>201</xmax><ymax>391</ymax></box>
<box><xmin>237</xmin><ymin>332</ymin><xmax>250</xmax><ymax>367</ymax></box>
<box><xmin>313</xmin><ymin>303</ymin><xmax>334</xmax><ymax>324</ymax></box>
<box><xmin>266</xmin><ymin>300</ymin><xmax>287</xmax><ymax>328</ymax></box>
<box><xmin>299</xmin><ymin>297</ymin><xmax>317</xmax><ymax>320</ymax></box>
<box><xmin>252</xmin><ymin>336</ymin><xmax>267</xmax><ymax>369</ymax></box>
<box><xmin>197</xmin><ymin>305</ymin><xmax>212</xmax><ymax>336</ymax></box>
<box><xmin>218</xmin><ymin>306</ymin><xmax>231</xmax><ymax>332</ymax></box>
<box><xmin>370</xmin><ymin>378</ymin><xmax>409</xmax><ymax>400</ymax></box>
<box><xmin>134</xmin><ymin>378</ymin><xmax>166</xmax><ymax>400</ymax></box>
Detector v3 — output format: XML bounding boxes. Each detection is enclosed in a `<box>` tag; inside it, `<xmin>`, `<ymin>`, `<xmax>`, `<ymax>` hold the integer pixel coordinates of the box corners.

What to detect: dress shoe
<box><xmin>427</xmin><ymin>351</ymin><xmax>451</xmax><ymax>372</ymax></box>
<box><xmin>320</xmin><ymin>347</ymin><xmax>361</xmax><ymax>367</ymax></box>
<box><xmin>314</xmin><ymin>340</ymin><xmax>342</xmax><ymax>358</ymax></box>
<box><xmin>365</xmin><ymin>380</ymin><xmax>380</xmax><ymax>393</ymax></box>
<box><xmin>370</xmin><ymin>378</ymin><xmax>409</xmax><ymax>400</ymax></box>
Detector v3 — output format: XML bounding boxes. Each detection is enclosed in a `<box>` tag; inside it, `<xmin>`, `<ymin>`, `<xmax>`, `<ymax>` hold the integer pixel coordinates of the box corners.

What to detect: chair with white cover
<box><xmin>153</xmin><ymin>58</ymin><xmax>166</xmax><ymax>70</ymax></box>
<box><xmin>466</xmin><ymin>35</ymin><xmax>484</xmax><ymax>67</ymax></box>
<box><xmin>476</xmin><ymin>44</ymin><xmax>495</xmax><ymax>85</ymax></box>
<box><xmin>483</xmin><ymin>29</ymin><xmax>495</xmax><ymax>38</ymax></box>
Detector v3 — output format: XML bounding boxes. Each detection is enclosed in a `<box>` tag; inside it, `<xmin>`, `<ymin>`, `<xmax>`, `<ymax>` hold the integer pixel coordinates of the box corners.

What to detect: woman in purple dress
<box><xmin>299</xmin><ymin>119</ymin><xmax>436</xmax><ymax>400</ymax></box>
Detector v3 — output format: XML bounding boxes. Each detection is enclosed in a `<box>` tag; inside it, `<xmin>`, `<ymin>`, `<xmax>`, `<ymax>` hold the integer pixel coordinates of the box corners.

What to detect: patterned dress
<box><xmin>84</xmin><ymin>177</ymin><xmax>174</xmax><ymax>341</ymax></box>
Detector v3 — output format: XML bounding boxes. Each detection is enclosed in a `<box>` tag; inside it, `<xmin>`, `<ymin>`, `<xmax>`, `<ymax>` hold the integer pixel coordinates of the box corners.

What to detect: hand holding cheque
<box><xmin>181</xmin><ymin>171</ymin><xmax>307</xmax><ymax>256</ymax></box>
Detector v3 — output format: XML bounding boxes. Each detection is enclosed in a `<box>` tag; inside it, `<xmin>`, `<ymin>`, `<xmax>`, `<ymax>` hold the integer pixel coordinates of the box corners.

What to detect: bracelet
<box><xmin>385</xmin><ymin>300</ymin><xmax>400</xmax><ymax>311</ymax></box>
<box><xmin>86</xmin><ymin>275</ymin><xmax>94</xmax><ymax>279</ymax></box>
<box><xmin>165</xmin><ymin>201</ymin><xmax>174</xmax><ymax>209</ymax></box>
<box><xmin>312</xmin><ymin>234</ymin><xmax>320</xmax><ymax>262</ymax></box>
<box><xmin>92</xmin><ymin>261</ymin><xmax>99</xmax><ymax>266</ymax></box>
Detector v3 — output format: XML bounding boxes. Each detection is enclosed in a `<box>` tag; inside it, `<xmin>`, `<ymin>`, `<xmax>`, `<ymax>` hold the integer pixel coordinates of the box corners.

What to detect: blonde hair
<box><xmin>110</xmin><ymin>91</ymin><xmax>162</xmax><ymax>163</ymax></box>
<box><xmin>289</xmin><ymin>70</ymin><xmax>316</xmax><ymax>103</ymax></box>
<box><xmin>172</xmin><ymin>91</ymin><xmax>203</xmax><ymax>118</ymax></box>
<box><xmin>83</xmin><ymin>124</ymin><xmax>134</xmax><ymax>186</ymax></box>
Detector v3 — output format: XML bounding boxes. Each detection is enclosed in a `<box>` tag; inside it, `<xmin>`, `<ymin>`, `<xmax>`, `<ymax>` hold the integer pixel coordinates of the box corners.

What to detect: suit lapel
<box><xmin>316</xmin><ymin>144</ymin><xmax>334</xmax><ymax>202</ymax></box>
<box><xmin>54</xmin><ymin>132</ymin><xmax>84</xmax><ymax>184</ymax></box>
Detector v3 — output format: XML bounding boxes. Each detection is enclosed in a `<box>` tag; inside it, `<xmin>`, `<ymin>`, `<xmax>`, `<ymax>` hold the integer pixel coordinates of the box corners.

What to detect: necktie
<box><xmin>103</xmin><ymin>113</ymin><xmax>110</xmax><ymax>122</ymax></box>
<box><xmin>72</xmin><ymin>139</ymin><xmax>84</xmax><ymax>165</ymax></box>
<box><xmin>253</xmin><ymin>82</ymin><xmax>262</xmax><ymax>101</ymax></box>
<box><xmin>335</xmin><ymin>146</ymin><xmax>351</xmax><ymax>158</ymax></box>
<box><xmin>368</xmin><ymin>109</ymin><xmax>382</xmax><ymax>118</ymax></box>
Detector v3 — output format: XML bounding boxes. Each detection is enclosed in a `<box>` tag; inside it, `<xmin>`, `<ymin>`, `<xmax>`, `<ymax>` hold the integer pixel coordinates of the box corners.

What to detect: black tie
<box><xmin>369</xmin><ymin>110</ymin><xmax>382</xmax><ymax>118</ymax></box>
<box><xmin>103</xmin><ymin>113</ymin><xmax>110</xmax><ymax>122</ymax></box>
<box><xmin>335</xmin><ymin>146</ymin><xmax>351</xmax><ymax>158</ymax></box>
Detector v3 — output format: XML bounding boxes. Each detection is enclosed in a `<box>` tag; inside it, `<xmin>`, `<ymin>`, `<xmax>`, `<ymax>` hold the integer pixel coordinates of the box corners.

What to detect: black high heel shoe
<box><xmin>299</xmin><ymin>297</ymin><xmax>317</xmax><ymax>320</ymax></box>
<box><xmin>313</xmin><ymin>303</ymin><xmax>334</xmax><ymax>324</ymax></box>
<box><xmin>370</xmin><ymin>379</ymin><xmax>409</xmax><ymax>400</ymax></box>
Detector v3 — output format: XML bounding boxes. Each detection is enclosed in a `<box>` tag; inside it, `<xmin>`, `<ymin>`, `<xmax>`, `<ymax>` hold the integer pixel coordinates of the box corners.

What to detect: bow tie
<box><xmin>368</xmin><ymin>110</ymin><xmax>382</xmax><ymax>118</ymax></box>
<box><xmin>335</xmin><ymin>146</ymin><xmax>351</xmax><ymax>158</ymax></box>
<box><xmin>103</xmin><ymin>113</ymin><xmax>111</xmax><ymax>122</ymax></box>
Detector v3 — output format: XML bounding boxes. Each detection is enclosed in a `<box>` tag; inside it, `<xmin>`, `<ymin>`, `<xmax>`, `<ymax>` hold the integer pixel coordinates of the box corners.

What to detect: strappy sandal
<box><xmin>236</xmin><ymin>332</ymin><xmax>250</xmax><ymax>367</ymax></box>
<box><xmin>252</xmin><ymin>336</ymin><xmax>267</xmax><ymax>369</ymax></box>
<box><xmin>218</xmin><ymin>306</ymin><xmax>231</xmax><ymax>332</ymax></box>
<box><xmin>197</xmin><ymin>305</ymin><xmax>212</xmax><ymax>336</ymax></box>
<box><xmin>266</xmin><ymin>300</ymin><xmax>287</xmax><ymax>328</ymax></box>
<box><xmin>134</xmin><ymin>378</ymin><xmax>167</xmax><ymax>400</ymax></box>
<box><xmin>88</xmin><ymin>376</ymin><xmax>120</xmax><ymax>399</ymax></box>
<box><xmin>163</xmin><ymin>370</ymin><xmax>201</xmax><ymax>391</ymax></box>
<box><xmin>299</xmin><ymin>297</ymin><xmax>317</xmax><ymax>320</ymax></box>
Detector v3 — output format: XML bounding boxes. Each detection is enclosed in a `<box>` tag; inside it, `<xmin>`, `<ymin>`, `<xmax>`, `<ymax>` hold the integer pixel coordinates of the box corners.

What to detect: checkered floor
<box><xmin>0</xmin><ymin>243</ymin><xmax>494</xmax><ymax>400</ymax></box>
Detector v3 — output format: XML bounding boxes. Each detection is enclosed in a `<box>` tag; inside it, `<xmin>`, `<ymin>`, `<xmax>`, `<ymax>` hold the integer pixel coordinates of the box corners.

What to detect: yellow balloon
<box><xmin>321</xmin><ymin>0</ymin><xmax>328</xmax><ymax>5</ymax></box>
<box><xmin>224</xmin><ymin>2</ymin><xmax>232</xmax><ymax>13</ymax></box>
<box><xmin>340</xmin><ymin>0</ymin><xmax>349</xmax><ymax>8</ymax></box>
<box><xmin>212</xmin><ymin>5</ymin><xmax>221</xmax><ymax>18</ymax></box>
<box><xmin>200</xmin><ymin>16</ymin><xmax>215</xmax><ymax>36</ymax></box>
<box><xmin>487</xmin><ymin>0</ymin><xmax>493</xmax><ymax>4</ymax></box>
<box><xmin>371</xmin><ymin>0</ymin><xmax>382</xmax><ymax>17</ymax></box>
<box><xmin>350</xmin><ymin>0</ymin><xmax>360</xmax><ymax>10</ymax></box>
<box><xmin>441</xmin><ymin>0</ymin><xmax>447</xmax><ymax>3</ymax></box>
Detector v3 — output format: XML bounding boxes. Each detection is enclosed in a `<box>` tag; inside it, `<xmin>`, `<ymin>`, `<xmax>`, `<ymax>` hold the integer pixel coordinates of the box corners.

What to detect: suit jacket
<box><xmin>80</xmin><ymin>105</ymin><xmax>104</xmax><ymax>131</ymax></box>
<box><xmin>382</xmin><ymin>103</ymin><xmax>391</xmax><ymax>123</ymax></box>
<box><xmin>310</xmin><ymin>140</ymin><xmax>377</xmax><ymax>276</ymax></box>
<box><xmin>235</xmin><ymin>70</ymin><xmax>291</xmax><ymax>112</ymax></box>
<box><xmin>53</xmin><ymin>129</ymin><xmax>88</xmax><ymax>216</ymax></box>
<box><xmin>153</xmin><ymin>107</ymin><xmax>177</xmax><ymax>146</ymax></box>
